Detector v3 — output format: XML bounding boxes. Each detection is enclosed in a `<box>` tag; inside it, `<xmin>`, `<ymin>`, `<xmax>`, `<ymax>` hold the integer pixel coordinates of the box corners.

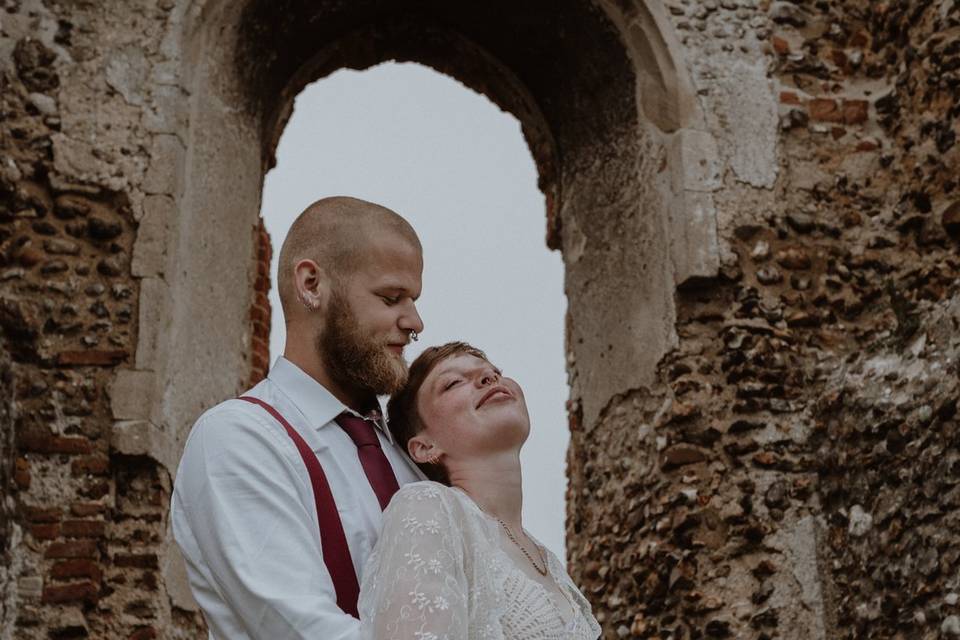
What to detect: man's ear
<box><xmin>408</xmin><ymin>434</ymin><xmax>441</xmax><ymax>464</ymax></box>
<box><xmin>293</xmin><ymin>258</ymin><xmax>329</xmax><ymax>311</ymax></box>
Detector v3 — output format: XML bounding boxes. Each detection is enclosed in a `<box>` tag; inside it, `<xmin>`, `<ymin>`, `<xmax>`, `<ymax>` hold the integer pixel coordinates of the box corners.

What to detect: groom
<box><xmin>171</xmin><ymin>196</ymin><xmax>428</xmax><ymax>639</ymax></box>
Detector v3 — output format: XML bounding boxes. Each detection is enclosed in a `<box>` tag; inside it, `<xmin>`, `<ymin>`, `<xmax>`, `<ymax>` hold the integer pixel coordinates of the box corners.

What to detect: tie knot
<box><xmin>335</xmin><ymin>413</ymin><xmax>381</xmax><ymax>448</ymax></box>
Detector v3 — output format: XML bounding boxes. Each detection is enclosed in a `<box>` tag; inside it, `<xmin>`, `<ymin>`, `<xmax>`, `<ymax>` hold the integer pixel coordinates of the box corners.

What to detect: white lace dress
<box><xmin>358</xmin><ymin>481</ymin><xmax>601</xmax><ymax>640</ymax></box>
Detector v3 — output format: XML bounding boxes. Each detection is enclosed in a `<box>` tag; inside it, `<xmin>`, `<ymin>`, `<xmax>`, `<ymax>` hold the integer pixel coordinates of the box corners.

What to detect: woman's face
<box><xmin>413</xmin><ymin>353</ymin><xmax>530</xmax><ymax>461</ymax></box>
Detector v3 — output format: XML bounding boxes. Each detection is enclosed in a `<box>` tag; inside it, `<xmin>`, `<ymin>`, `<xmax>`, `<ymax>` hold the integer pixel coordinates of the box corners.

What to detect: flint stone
<box><xmin>87</xmin><ymin>216</ymin><xmax>122</xmax><ymax>240</ymax></box>
<box><xmin>943</xmin><ymin>616</ymin><xmax>960</xmax><ymax>637</ymax></box>
<box><xmin>54</xmin><ymin>195</ymin><xmax>91</xmax><ymax>219</ymax></box>
<box><xmin>28</xmin><ymin>92</ymin><xmax>58</xmax><ymax>116</ymax></box>
<box><xmin>44</xmin><ymin>238</ymin><xmax>80</xmax><ymax>255</ymax></box>
<box><xmin>751</xmin><ymin>240</ymin><xmax>770</xmax><ymax>260</ymax></box>
<box><xmin>776</xmin><ymin>247</ymin><xmax>811</xmax><ymax>270</ymax></box>
<box><xmin>848</xmin><ymin>505</ymin><xmax>873</xmax><ymax>537</ymax></box>
<box><xmin>786</xmin><ymin>213</ymin><xmax>816</xmax><ymax>234</ymax></box>
<box><xmin>942</xmin><ymin>201</ymin><xmax>960</xmax><ymax>239</ymax></box>
<box><xmin>757</xmin><ymin>265</ymin><xmax>782</xmax><ymax>284</ymax></box>
<box><xmin>769</xmin><ymin>1</ymin><xmax>808</xmax><ymax>26</ymax></box>
<box><xmin>663</xmin><ymin>443</ymin><xmax>709</xmax><ymax>468</ymax></box>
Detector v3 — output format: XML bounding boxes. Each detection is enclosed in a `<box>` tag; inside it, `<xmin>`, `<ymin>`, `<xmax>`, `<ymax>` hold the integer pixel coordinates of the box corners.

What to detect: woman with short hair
<box><xmin>358</xmin><ymin>341</ymin><xmax>601</xmax><ymax>639</ymax></box>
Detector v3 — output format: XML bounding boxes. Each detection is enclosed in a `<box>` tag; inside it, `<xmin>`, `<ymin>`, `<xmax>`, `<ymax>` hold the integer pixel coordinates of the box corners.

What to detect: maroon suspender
<box><xmin>237</xmin><ymin>396</ymin><xmax>361</xmax><ymax>619</ymax></box>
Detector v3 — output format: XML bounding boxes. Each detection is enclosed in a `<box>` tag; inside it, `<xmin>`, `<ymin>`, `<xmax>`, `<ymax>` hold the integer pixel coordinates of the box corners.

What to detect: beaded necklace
<box><xmin>496</xmin><ymin>517</ymin><xmax>548</xmax><ymax>577</ymax></box>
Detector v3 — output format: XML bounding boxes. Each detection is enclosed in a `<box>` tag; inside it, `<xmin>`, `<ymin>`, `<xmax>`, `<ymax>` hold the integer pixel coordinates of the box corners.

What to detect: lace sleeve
<box><xmin>358</xmin><ymin>482</ymin><xmax>469</xmax><ymax>640</ymax></box>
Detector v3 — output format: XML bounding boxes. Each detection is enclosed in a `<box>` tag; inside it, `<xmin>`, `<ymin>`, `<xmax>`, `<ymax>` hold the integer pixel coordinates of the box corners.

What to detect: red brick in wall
<box><xmin>250</xmin><ymin>220</ymin><xmax>273</xmax><ymax>385</ymax></box>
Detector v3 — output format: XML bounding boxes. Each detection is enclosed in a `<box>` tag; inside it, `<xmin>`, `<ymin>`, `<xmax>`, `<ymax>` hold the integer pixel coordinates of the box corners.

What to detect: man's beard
<box><xmin>317</xmin><ymin>287</ymin><xmax>409</xmax><ymax>397</ymax></box>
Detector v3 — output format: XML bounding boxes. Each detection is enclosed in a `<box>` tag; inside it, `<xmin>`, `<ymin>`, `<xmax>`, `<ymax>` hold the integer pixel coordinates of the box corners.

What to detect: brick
<box><xmin>61</xmin><ymin>519</ymin><xmax>106</xmax><ymax>539</ymax></box>
<box><xmin>19</xmin><ymin>431</ymin><xmax>92</xmax><ymax>455</ymax></box>
<box><xmin>42</xmin><ymin>581</ymin><xmax>99</xmax><ymax>604</ymax></box>
<box><xmin>46</xmin><ymin>539</ymin><xmax>98</xmax><ymax>559</ymax></box>
<box><xmin>250</xmin><ymin>304</ymin><xmax>270</xmax><ymax>326</ymax></box>
<box><xmin>129</xmin><ymin>627</ymin><xmax>157</xmax><ymax>640</ymax></box>
<box><xmin>50</xmin><ymin>559</ymin><xmax>102</xmax><ymax>582</ymax></box>
<box><xmin>23</xmin><ymin>506</ymin><xmax>61</xmax><ymax>523</ymax></box>
<box><xmin>71</xmin><ymin>454</ymin><xmax>110</xmax><ymax>476</ymax></box>
<box><xmin>14</xmin><ymin>457</ymin><xmax>30</xmax><ymax>489</ymax></box>
<box><xmin>30</xmin><ymin>523</ymin><xmax>60</xmax><ymax>540</ymax></box>
<box><xmin>779</xmin><ymin>91</ymin><xmax>800</xmax><ymax>105</ymax></box>
<box><xmin>842</xmin><ymin>99</ymin><xmax>869</xmax><ymax>124</ymax></box>
<box><xmin>849</xmin><ymin>31</ymin><xmax>869</xmax><ymax>47</ymax></box>
<box><xmin>808</xmin><ymin>98</ymin><xmax>842</xmax><ymax>123</ymax></box>
<box><xmin>114</xmin><ymin>553</ymin><xmax>159</xmax><ymax>570</ymax></box>
<box><xmin>57</xmin><ymin>349</ymin><xmax>128</xmax><ymax>366</ymax></box>
<box><xmin>71</xmin><ymin>502</ymin><xmax>106</xmax><ymax>517</ymax></box>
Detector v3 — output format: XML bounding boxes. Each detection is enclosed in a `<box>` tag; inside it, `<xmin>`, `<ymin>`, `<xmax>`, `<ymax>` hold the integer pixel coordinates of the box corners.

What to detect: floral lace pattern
<box><xmin>358</xmin><ymin>481</ymin><xmax>601</xmax><ymax>640</ymax></box>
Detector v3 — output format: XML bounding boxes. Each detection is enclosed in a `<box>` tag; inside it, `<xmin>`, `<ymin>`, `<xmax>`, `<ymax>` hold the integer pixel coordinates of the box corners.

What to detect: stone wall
<box><xmin>565</xmin><ymin>0</ymin><xmax>960</xmax><ymax>638</ymax></box>
<box><xmin>0</xmin><ymin>0</ymin><xmax>957</xmax><ymax>639</ymax></box>
<box><xmin>0</xmin><ymin>1</ymin><xmax>207</xmax><ymax>637</ymax></box>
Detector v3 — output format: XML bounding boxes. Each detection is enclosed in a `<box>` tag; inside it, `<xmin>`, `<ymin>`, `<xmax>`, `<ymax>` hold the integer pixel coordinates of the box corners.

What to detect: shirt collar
<box><xmin>266</xmin><ymin>356</ymin><xmax>395</xmax><ymax>444</ymax></box>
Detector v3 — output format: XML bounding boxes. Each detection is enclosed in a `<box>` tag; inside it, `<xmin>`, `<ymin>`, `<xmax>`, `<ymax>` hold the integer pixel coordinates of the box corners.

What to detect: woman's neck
<box><xmin>448</xmin><ymin>451</ymin><xmax>524</xmax><ymax>531</ymax></box>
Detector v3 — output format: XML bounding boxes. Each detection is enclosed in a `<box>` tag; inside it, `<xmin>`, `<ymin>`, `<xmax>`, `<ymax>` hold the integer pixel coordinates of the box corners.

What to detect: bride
<box><xmin>357</xmin><ymin>341</ymin><xmax>601</xmax><ymax>639</ymax></box>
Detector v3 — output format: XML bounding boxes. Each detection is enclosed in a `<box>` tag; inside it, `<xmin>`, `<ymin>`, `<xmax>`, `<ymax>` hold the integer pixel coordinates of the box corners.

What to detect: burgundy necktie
<box><xmin>335</xmin><ymin>413</ymin><xmax>401</xmax><ymax>510</ymax></box>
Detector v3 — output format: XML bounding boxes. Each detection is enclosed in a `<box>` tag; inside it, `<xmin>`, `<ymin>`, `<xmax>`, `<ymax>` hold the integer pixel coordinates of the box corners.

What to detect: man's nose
<box><xmin>398</xmin><ymin>302</ymin><xmax>424</xmax><ymax>335</ymax></box>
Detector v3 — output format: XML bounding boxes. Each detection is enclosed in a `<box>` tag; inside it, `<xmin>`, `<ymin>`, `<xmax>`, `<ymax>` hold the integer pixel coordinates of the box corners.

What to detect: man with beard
<box><xmin>171</xmin><ymin>196</ymin><xmax>427</xmax><ymax>639</ymax></box>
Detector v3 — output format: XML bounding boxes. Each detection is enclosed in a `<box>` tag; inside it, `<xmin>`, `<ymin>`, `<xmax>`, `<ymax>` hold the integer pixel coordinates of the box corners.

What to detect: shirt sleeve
<box><xmin>357</xmin><ymin>483</ymin><xmax>469</xmax><ymax>640</ymax></box>
<box><xmin>173</xmin><ymin>407</ymin><xmax>361</xmax><ymax>640</ymax></box>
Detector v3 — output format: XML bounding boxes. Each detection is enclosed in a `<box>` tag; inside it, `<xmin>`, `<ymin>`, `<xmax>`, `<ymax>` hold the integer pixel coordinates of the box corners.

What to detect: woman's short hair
<box><xmin>387</xmin><ymin>341</ymin><xmax>489</xmax><ymax>485</ymax></box>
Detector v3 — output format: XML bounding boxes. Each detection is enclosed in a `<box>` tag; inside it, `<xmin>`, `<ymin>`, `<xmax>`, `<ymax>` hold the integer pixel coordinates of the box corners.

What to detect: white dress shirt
<box><xmin>171</xmin><ymin>357</ymin><xmax>425</xmax><ymax>640</ymax></box>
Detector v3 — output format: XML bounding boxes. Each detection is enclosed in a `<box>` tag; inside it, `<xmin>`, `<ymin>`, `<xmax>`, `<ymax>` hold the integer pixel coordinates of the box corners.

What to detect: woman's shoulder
<box><xmin>388</xmin><ymin>481</ymin><xmax>480</xmax><ymax>522</ymax></box>
<box><xmin>388</xmin><ymin>481</ymin><xmax>461</xmax><ymax>513</ymax></box>
<box><xmin>381</xmin><ymin>482</ymin><xmax>473</xmax><ymax>538</ymax></box>
<box><xmin>393</xmin><ymin>480</ymin><xmax>455</xmax><ymax>501</ymax></box>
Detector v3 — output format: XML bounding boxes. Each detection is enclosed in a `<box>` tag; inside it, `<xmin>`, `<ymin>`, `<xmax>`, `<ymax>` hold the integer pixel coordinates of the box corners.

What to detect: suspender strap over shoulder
<box><xmin>238</xmin><ymin>396</ymin><xmax>360</xmax><ymax>619</ymax></box>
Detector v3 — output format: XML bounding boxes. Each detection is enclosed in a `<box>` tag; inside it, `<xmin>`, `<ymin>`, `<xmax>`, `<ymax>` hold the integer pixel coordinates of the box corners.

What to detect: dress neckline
<box><xmin>447</xmin><ymin>484</ymin><xmax>580</xmax><ymax>628</ymax></box>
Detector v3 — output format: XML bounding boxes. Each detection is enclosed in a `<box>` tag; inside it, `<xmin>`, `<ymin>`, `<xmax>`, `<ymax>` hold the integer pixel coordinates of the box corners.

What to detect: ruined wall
<box><xmin>0</xmin><ymin>1</ymin><xmax>207</xmax><ymax>637</ymax></box>
<box><xmin>565</xmin><ymin>0</ymin><xmax>960</xmax><ymax>638</ymax></box>
<box><xmin>0</xmin><ymin>0</ymin><xmax>958</xmax><ymax>639</ymax></box>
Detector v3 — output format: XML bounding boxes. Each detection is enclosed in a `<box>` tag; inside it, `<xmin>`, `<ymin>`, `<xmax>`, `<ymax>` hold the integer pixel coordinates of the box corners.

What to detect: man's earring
<box><xmin>300</xmin><ymin>295</ymin><xmax>317</xmax><ymax>311</ymax></box>
<box><xmin>427</xmin><ymin>453</ymin><xmax>441</xmax><ymax>465</ymax></box>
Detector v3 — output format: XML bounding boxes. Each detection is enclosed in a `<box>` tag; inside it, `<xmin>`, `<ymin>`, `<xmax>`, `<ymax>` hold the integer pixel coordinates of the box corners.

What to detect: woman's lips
<box><xmin>477</xmin><ymin>385</ymin><xmax>512</xmax><ymax>408</ymax></box>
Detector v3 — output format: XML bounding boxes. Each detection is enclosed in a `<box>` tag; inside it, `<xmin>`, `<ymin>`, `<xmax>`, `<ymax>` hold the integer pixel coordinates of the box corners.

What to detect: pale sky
<box><xmin>260</xmin><ymin>62</ymin><xmax>569</xmax><ymax>556</ymax></box>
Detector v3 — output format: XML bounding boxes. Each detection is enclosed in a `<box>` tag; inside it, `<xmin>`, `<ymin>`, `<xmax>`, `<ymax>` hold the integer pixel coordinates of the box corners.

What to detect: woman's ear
<box><xmin>408</xmin><ymin>434</ymin><xmax>441</xmax><ymax>464</ymax></box>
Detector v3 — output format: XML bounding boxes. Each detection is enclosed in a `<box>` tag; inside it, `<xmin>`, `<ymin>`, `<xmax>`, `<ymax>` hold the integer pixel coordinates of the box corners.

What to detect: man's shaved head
<box><xmin>277</xmin><ymin>196</ymin><xmax>421</xmax><ymax>320</ymax></box>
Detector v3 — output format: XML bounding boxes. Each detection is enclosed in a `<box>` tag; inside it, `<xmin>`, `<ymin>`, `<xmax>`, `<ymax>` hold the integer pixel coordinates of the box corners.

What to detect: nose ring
<box><xmin>410</xmin><ymin>331</ymin><xmax>419</xmax><ymax>342</ymax></box>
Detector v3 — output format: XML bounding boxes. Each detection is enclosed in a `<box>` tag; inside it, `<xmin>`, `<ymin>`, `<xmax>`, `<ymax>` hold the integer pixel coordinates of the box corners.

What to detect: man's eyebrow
<box><xmin>375</xmin><ymin>283</ymin><xmax>419</xmax><ymax>301</ymax></box>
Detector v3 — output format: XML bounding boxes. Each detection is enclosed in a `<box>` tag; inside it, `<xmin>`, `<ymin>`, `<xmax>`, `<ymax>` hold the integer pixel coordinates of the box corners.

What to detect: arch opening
<box><xmin>258</xmin><ymin>61</ymin><xmax>568</xmax><ymax>554</ymax></box>
<box><xmin>156</xmin><ymin>0</ymin><xmax>709</xmax><ymax>615</ymax></box>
